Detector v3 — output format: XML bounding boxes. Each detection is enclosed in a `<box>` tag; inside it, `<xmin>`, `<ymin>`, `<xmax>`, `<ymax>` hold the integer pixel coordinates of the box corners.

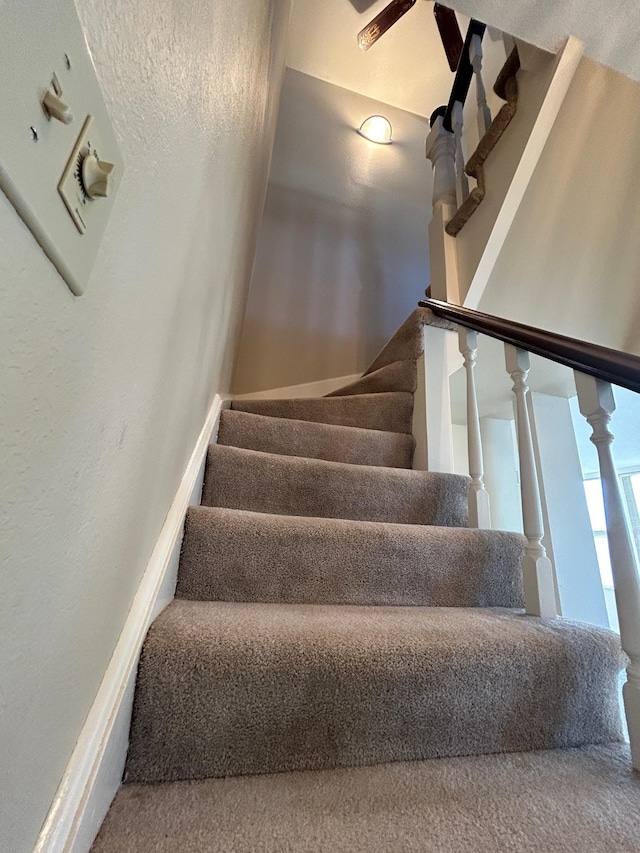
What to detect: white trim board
<box><xmin>233</xmin><ymin>373</ymin><xmax>361</xmax><ymax>400</ymax></box>
<box><xmin>34</xmin><ymin>394</ymin><xmax>227</xmax><ymax>853</ymax></box>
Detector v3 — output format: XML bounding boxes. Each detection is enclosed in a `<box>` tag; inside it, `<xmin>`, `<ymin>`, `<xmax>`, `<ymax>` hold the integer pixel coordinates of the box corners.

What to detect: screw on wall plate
<box><xmin>30</xmin><ymin>126</ymin><xmax>39</xmax><ymax>142</ymax></box>
<box><xmin>64</xmin><ymin>53</ymin><xmax>71</xmax><ymax>70</ymax></box>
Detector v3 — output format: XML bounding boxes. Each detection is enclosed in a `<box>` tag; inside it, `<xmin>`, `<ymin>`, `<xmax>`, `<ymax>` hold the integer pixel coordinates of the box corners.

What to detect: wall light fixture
<box><xmin>356</xmin><ymin>115</ymin><xmax>393</xmax><ymax>145</ymax></box>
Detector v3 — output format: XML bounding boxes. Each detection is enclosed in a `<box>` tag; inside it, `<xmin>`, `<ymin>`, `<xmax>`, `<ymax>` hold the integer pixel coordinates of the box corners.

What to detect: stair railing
<box><xmin>420</xmin><ymin>296</ymin><xmax>640</xmax><ymax>771</ymax></box>
<box><xmin>469</xmin><ymin>33</ymin><xmax>492</xmax><ymax>139</ymax></box>
<box><xmin>441</xmin><ymin>20</ymin><xmax>487</xmax><ymax>136</ymax></box>
<box><xmin>426</xmin><ymin>19</ymin><xmax>492</xmax><ymax>222</ymax></box>
<box><xmin>426</xmin><ymin>25</ymin><xmax>521</xmax><ymax>268</ymax></box>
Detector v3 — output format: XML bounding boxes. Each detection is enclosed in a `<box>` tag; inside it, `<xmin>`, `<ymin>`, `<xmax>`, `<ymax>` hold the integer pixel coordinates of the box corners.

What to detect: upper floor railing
<box><xmin>441</xmin><ymin>20</ymin><xmax>487</xmax><ymax>135</ymax></box>
<box><xmin>426</xmin><ymin>16</ymin><xmax>512</xmax><ymax>235</ymax></box>
<box><xmin>418</xmin><ymin>296</ymin><xmax>640</xmax><ymax>771</ymax></box>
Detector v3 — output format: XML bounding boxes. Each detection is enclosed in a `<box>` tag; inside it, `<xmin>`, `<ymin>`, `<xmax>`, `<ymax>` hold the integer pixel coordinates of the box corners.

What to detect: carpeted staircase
<box><xmin>92</xmin><ymin>310</ymin><xmax>639</xmax><ymax>852</ymax></box>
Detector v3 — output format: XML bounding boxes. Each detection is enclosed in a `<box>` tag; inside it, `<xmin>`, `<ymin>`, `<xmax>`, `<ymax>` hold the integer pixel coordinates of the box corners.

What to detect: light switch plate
<box><xmin>0</xmin><ymin>0</ymin><xmax>124</xmax><ymax>296</ymax></box>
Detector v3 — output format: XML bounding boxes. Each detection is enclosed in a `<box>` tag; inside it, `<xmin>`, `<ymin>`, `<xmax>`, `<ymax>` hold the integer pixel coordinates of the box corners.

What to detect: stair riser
<box><xmin>231</xmin><ymin>392</ymin><xmax>414</xmax><ymax>434</ymax></box>
<box><xmin>125</xmin><ymin>605</ymin><xmax>623</xmax><ymax>784</ymax></box>
<box><xmin>177</xmin><ymin>507</ymin><xmax>526</xmax><ymax>607</ymax></box>
<box><xmin>325</xmin><ymin>359</ymin><xmax>416</xmax><ymax>397</ymax></box>
<box><xmin>202</xmin><ymin>446</ymin><xmax>470</xmax><ymax>526</ymax></box>
<box><xmin>218</xmin><ymin>410</ymin><xmax>415</xmax><ymax>468</ymax></box>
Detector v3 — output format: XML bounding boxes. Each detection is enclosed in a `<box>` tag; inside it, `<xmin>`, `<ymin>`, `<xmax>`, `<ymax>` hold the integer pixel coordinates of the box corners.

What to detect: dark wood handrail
<box><xmin>419</xmin><ymin>298</ymin><xmax>640</xmax><ymax>394</ymax></box>
<box><xmin>442</xmin><ymin>20</ymin><xmax>486</xmax><ymax>133</ymax></box>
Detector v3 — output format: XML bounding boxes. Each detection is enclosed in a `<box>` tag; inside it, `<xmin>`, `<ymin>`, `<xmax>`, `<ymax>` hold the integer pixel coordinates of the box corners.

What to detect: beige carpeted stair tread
<box><xmin>95</xmin><ymin>744</ymin><xmax>640</xmax><ymax>853</ymax></box>
<box><xmin>124</xmin><ymin>600</ymin><xmax>623</xmax><ymax>783</ymax></box>
<box><xmin>202</xmin><ymin>445</ymin><xmax>469</xmax><ymax>526</ymax></box>
<box><xmin>364</xmin><ymin>307</ymin><xmax>456</xmax><ymax>376</ymax></box>
<box><xmin>231</xmin><ymin>392</ymin><xmax>413</xmax><ymax>433</ymax></box>
<box><xmin>325</xmin><ymin>359</ymin><xmax>417</xmax><ymax>397</ymax></box>
<box><xmin>177</xmin><ymin>506</ymin><xmax>526</xmax><ymax>607</ymax></box>
<box><xmin>217</xmin><ymin>410</ymin><xmax>414</xmax><ymax>468</ymax></box>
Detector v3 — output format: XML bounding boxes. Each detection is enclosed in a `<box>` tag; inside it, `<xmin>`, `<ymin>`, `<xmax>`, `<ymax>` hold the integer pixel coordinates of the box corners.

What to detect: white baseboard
<box><xmin>232</xmin><ymin>373</ymin><xmax>361</xmax><ymax>400</ymax></box>
<box><xmin>34</xmin><ymin>394</ymin><xmax>226</xmax><ymax>853</ymax></box>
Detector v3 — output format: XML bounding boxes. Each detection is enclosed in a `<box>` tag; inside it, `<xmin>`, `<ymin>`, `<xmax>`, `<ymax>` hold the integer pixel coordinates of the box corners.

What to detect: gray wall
<box><xmin>233</xmin><ymin>69</ymin><xmax>433</xmax><ymax>393</ymax></box>
<box><xmin>0</xmin><ymin>1</ymin><xmax>290</xmax><ymax>849</ymax></box>
<box><xmin>479</xmin><ymin>57</ymin><xmax>640</xmax><ymax>356</ymax></box>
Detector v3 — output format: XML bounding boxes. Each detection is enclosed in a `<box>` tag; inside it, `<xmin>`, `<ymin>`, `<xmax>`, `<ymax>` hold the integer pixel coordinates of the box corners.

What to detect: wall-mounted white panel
<box><xmin>0</xmin><ymin>0</ymin><xmax>123</xmax><ymax>295</ymax></box>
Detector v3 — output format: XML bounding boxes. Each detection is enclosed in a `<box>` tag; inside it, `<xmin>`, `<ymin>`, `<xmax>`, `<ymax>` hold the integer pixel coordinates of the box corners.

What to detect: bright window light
<box><xmin>583</xmin><ymin>478</ymin><xmax>613</xmax><ymax>587</ymax></box>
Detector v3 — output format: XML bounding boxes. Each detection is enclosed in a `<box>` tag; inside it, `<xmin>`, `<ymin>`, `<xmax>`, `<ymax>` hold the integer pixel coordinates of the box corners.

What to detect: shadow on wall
<box><xmin>355</xmin><ymin>180</ymin><xmax>424</xmax><ymax>368</ymax></box>
<box><xmin>233</xmin><ymin>182</ymin><xmax>374</xmax><ymax>393</ymax></box>
<box><xmin>232</xmin><ymin>180</ymin><xmax>427</xmax><ymax>395</ymax></box>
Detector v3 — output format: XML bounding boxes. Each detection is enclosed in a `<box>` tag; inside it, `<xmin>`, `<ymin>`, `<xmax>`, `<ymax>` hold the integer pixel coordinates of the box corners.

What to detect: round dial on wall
<box><xmin>80</xmin><ymin>153</ymin><xmax>114</xmax><ymax>199</ymax></box>
<box><xmin>59</xmin><ymin>116</ymin><xmax>118</xmax><ymax>234</ymax></box>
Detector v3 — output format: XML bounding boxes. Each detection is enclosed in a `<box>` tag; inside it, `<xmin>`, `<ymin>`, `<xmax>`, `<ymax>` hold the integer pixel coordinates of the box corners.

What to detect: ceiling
<box><xmin>444</xmin><ymin>0</ymin><xmax>640</xmax><ymax>83</ymax></box>
<box><xmin>286</xmin><ymin>0</ymin><xmax>467</xmax><ymax>118</ymax></box>
<box><xmin>287</xmin><ymin>0</ymin><xmax>640</xmax><ymax>120</ymax></box>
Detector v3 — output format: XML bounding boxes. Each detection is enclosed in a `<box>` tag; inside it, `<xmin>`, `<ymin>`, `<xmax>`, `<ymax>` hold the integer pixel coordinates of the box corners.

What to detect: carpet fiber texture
<box><xmin>94</xmin><ymin>308</ymin><xmax>631</xmax><ymax>852</ymax></box>
<box><xmin>217</xmin><ymin>410</ymin><xmax>414</xmax><ymax>468</ymax></box>
<box><xmin>125</xmin><ymin>601</ymin><xmax>623</xmax><ymax>783</ymax></box>
<box><xmin>325</xmin><ymin>359</ymin><xmax>417</xmax><ymax>397</ymax></box>
<box><xmin>177</xmin><ymin>506</ymin><xmax>526</xmax><ymax>606</ymax></box>
<box><xmin>231</xmin><ymin>392</ymin><xmax>414</xmax><ymax>433</ymax></box>
<box><xmin>95</xmin><ymin>744</ymin><xmax>640</xmax><ymax>853</ymax></box>
<box><xmin>202</xmin><ymin>445</ymin><xmax>470</xmax><ymax>526</ymax></box>
<box><xmin>364</xmin><ymin>307</ymin><xmax>456</xmax><ymax>375</ymax></box>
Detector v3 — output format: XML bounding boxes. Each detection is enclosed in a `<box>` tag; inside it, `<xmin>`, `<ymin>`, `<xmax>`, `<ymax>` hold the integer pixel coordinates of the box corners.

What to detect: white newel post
<box><xmin>413</xmin><ymin>324</ymin><xmax>456</xmax><ymax>474</ymax></box>
<box><xmin>425</xmin><ymin>115</ymin><xmax>460</xmax><ymax>304</ymax></box>
<box><xmin>574</xmin><ymin>372</ymin><xmax>640</xmax><ymax>770</ymax></box>
<box><xmin>470</xmin><ymin>33</ymin><xmax>492</xmax><ymax>138</ymax></box>
<box><xmin>425</xmin><ymin>115</ymin><xmax>457</xmax><ymax>209</ymax></box>
<box><xmin>504</xmin><ymin>345</ymin><xmax>557</xmax><ymax>617</ymax></box>
<box><xmin>459</xmin><ymin>328</ymin><xmax>491</xmax><ymax>527</ymax></box>
<box><xmin>451</xmin><ymin>101</ymin><xmax>469</xmax><ymax>208</ymax></box>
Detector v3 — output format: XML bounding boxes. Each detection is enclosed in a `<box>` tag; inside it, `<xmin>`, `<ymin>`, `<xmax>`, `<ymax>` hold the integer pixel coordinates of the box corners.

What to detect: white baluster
<box><xmin>459</xmin><ymin>328</ymin><xmax>491</xmax><ymax>527</ymax></box>
<box><xmin>470</xmin><ymin>33</ymin><xmax>492</xmax><ymax>138</ymax></box>
<box><xmin>504</xmin><ymin>345</ymin><xmax>557</xmax><ymax>617</ymax></box>
<box><xmin>574</xmin><ymin>372</ymin><xmax>640</xmax><ymax>770</ymax></box>
<box><xmin>451</xmin><ymin>100</ymin><xmax>469</xmax><ymax>208</ymax></box>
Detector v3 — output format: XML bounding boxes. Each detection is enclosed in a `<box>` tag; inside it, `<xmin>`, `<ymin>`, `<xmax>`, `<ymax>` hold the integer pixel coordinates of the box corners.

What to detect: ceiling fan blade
<box><xmin>358</xmin><ymin>0</ymin><xmax>417</xmax><ymax>50</ymax></box>
<box><xmin>433</xmin><ymin>3</ymin><xmax>463</xmax><ymax>71</ymax></box>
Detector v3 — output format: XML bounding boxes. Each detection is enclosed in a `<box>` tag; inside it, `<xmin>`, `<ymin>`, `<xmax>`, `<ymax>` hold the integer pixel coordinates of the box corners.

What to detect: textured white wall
<box><xmin>0</xmin><ymin>1</ymin><xmax>290</xmax><ymax>850</ymax></box>
<box><xmin>233</xmin><ymin>69</ymin><xmax>432</xmax><ymax>394</ymax></box>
